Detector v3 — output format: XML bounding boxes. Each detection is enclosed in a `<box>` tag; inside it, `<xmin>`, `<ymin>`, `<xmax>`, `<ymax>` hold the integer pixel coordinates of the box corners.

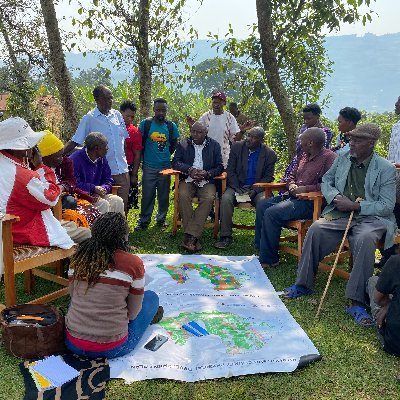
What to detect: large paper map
<box><xmin>109</xmin><ymin>255</ymin><xmax>319</xmax><ymax>382</ymax></box>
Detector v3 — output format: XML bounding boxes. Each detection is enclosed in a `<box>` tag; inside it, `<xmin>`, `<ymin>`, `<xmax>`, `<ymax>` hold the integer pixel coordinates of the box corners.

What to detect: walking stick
<box><xmin>315</xmin><ymin>198</ymin><xmax>362</xmax><ymax>319</ymax></box>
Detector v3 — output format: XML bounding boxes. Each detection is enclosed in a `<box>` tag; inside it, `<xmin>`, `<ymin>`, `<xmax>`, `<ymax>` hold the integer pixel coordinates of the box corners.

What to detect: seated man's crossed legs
<box><xmin>215</xmin><ymin>187</ymin><xmax>264</xmax><ymax>249</ymax></box>
<box><xmin>178</xmin><ymin>181</ymin><xmax>216</xmax><ymax>252</ymax></box>
<box><xmin>255</xmin><ymin>195</ymin><xmax>314</xmax><ymax>267</ymax></box>
<box><xmin>285</xmin><ymin>216</ymin><xmax>387</xmax><ymax>326</ymax></box>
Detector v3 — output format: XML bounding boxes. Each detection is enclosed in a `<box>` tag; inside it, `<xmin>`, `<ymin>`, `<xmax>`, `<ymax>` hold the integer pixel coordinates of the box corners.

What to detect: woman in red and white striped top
<box><xmin>65</xmin><ymin>212</ymin><xmax>161</xmax><ymax>358</ymax></box>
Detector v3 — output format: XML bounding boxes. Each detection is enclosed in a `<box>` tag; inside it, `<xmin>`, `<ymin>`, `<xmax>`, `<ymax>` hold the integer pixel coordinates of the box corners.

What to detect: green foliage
<box><xmin>72</xmin><ymin>67</ymin><xmax>112</xmax><ymax>88</ymax></box>
<box><xmin>189</xmin><ymin>58</ymin><xmax>249</xmax><ymax>98</ymax></box>
<box><xmin>362</xmin><ymin>111</ymin><xmax>399</xmax><ymax>158</ymax></box>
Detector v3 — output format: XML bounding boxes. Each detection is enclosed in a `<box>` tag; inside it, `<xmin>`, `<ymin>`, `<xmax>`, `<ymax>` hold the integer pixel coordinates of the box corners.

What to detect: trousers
<box><xmin>255</xmin><ymin>196</ymin><xmax>313</xmax><ymax>264</ymax></box>
<box><xmin>295</xmin><ymin>216</ymin><xmax>386</xmax><ymax>304</ymax></box>
<box><xmin>178</xmin><ymin>181</ymin><xmax>216</xmax><ymax>238</ymax></box>
<box><xmin>138</xmin><ymin>165</ymin><xmax>171</xmax><ymax>225</ymax></box>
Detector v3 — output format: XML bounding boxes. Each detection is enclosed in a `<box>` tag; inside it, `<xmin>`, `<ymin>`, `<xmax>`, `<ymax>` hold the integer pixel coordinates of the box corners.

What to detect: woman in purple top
<box><xmin>281</xmin><ymin>103</ymin><xmax>333</xmax><ymax>183</ymax></box>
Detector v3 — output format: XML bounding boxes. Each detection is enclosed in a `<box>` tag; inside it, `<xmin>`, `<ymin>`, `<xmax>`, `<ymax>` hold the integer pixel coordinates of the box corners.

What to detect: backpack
<box><xmin>143</xmin><ymin>117</ymin><xmax>174</xmax><ymax>146</ymax></box>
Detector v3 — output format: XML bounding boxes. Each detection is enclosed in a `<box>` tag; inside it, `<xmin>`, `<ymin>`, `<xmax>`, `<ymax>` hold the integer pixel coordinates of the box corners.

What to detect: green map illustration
<box><xmin>156</xmin><ymin>263</ymin><xmax>249</xmax><ymax>290</ymax></box>
<box><xmin>159</xmin><ymin>311</ymin><xmax>272</xmax><ymax>354</ymax></box>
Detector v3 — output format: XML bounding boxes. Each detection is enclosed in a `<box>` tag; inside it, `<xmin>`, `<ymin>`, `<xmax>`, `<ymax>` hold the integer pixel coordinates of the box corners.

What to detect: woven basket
<box><xmin>0</xmin><ymin>304</ymin><xmax>65</xmax><ymax>359</ymax></box>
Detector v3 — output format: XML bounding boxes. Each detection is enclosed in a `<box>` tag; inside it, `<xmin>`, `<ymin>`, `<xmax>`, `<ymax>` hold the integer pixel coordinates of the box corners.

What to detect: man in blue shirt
<box><xmin>63</xmin><ymin>85</ymin><xmax>130</xmax><ymax>214</ymax></box>
<box><xmin>136</xmin><ymin>98</ymin><xmax>180</xmax><ymax>230</ymax></box>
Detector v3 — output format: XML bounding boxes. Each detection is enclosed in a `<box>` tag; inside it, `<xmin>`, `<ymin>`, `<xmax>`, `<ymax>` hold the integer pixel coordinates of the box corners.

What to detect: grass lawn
<box><xmin>1</xmin><ymin>204</ymin><xmax>399</xmax><ymax>400</ymax></box>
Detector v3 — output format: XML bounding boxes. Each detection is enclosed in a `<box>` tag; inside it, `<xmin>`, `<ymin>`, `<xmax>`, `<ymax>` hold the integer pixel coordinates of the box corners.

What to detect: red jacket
<box><xmin>0</xmin><ymin>151</ymin><xmax>74</xmax><ymax>248</ymax></box>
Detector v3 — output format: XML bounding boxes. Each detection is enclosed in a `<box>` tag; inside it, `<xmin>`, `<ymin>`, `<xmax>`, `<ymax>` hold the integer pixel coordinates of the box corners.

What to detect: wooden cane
<box><xmin>315</xmin><ymin>198</ymin><xmax>362</xmax><ymax>318</ymax></box>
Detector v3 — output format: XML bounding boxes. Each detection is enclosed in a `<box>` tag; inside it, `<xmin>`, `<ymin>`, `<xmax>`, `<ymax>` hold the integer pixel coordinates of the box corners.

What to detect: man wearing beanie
<box><xmin>37</xmin><ymin>131</ymin><xmax>91</xmax><ymax>243</ymax></box>
<box><xmin>283</xmin><ymin>124</ymin><xmax>397</xmax><ymax>327</ymax></box>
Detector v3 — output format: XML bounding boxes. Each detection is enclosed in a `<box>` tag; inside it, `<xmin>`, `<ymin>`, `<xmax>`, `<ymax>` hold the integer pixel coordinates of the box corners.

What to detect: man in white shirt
<box><xmin>188</xmin><ymin>91</ymin><xmax>253</xmax><ymax>168</ymax></box>
<box><xmin>172</xmin><ymin>122</ymin><xmax>223</xmax><ymax>252</ymax></box>
<box><xmin>63</xmin><ymin>85</ymin><xmax>130</xmax><ymax>213</ymax></box>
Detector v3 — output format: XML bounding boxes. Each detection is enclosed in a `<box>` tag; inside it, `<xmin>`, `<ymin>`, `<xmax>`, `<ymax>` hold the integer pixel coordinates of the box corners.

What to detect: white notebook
<box><xmin>31</xmin><ymin>355</ymin><xmax>80</xmax><ymax>388</ymax></box>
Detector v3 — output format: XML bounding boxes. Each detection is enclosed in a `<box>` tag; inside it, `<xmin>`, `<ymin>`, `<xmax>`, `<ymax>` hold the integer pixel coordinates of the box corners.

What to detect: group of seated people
<box><xmin>1</xmin><ymin>88</ymin><xmax>399</xmax><ymax>360</ymax></box>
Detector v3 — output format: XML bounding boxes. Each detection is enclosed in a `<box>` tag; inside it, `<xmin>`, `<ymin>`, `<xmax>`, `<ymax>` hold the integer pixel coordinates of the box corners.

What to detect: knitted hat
<box><xmin>0</xmin><ymin>117</ymin><xmax>45</xmax><ymax>150</ymax></box>
<box><xmin>211</xmin><ymin>91</ymin><xmax>227</xmax><ymax>103</ymax></box>
<box><xmin>349</xmin><ymin>123</ymin><xmax>381</xmax><ymax>140</ymax></box>
<box><xmin>37</xmin><ymin>130</ymin><xmax>64</xmax><ymax>157</ymax></box>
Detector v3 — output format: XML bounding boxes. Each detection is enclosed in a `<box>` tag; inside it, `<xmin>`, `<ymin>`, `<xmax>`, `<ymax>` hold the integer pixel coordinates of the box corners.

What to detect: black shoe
<box><xmin>156</xmin><ymin>220</ymin><xmax>169</xmax><ymax>228</ymax></box>
<box><xmin>135</xmin><ymin>222</ymin><xmax>148</xmax><ymax>231</ymax></box>
<box><xmin>214</xmin><ymin>236</ymin><xmax>233</xmax><ymax>249</ymax></box>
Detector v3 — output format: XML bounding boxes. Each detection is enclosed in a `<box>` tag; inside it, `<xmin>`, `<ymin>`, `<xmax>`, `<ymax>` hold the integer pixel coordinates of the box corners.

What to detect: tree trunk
<box><xmin>137</xmin><ymin>0</ymin><xmax>152</xmax><ymax>119</ymax></box>
<box><xmin>40</xmin><ymin>0</ymin><xmax>78</xmax><ymax>140</ymax></box>
<box><xmin>256</xmin><ymin>0</ymin><xmax>298</xmax><ymax>157</ymax></box>
<box><xmin>0</xmin><ymin>19</ymin><xmax>27</xmax><ymax>86</ymax></box>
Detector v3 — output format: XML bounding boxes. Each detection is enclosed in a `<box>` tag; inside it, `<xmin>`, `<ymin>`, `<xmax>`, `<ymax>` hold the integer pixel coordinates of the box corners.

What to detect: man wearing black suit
<box><xmin>215</xmin><ymin>127</ymin><xmax>277</xmax><ymax>248</ymax></box>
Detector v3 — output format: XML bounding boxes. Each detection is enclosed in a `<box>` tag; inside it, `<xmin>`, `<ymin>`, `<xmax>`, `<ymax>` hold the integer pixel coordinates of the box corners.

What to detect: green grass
<box><xmin>1</xmin><ymin>203</ymin><xmax>400</xmax><ymax>400</ymax></box>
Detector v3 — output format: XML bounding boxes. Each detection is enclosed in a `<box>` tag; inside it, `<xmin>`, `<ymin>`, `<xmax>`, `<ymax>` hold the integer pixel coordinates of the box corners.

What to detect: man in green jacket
<box><xmin>284</xmin><ymin>124</ymin><xmax>396</xmax><ymax>327</ymax></box>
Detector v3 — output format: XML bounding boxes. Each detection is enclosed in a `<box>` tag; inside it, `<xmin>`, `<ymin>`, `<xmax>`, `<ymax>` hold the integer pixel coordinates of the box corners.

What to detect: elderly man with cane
<box><xmin>284</xmin><ymin>123</ymin><xmax>396</xmax><ymax>327</ymax></box>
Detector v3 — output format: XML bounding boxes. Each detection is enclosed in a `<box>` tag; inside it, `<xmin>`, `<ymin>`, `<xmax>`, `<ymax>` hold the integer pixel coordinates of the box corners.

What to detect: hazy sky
<box><xmin>183</xmin><ymin>0</ymin><xmax>399</xmax><ymax>38</ymax></box>
<box><xmin>57</xmin><ymin>0</ymin><xmax>400</xmax><ymax>49</ymax></box>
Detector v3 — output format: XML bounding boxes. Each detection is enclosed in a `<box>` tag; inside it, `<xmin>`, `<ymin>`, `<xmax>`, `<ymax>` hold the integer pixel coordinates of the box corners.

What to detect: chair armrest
<box><xmin>159</xmin><ymin>168</ymin><xmax>180</xmax><ymax>176</ymax></box>
<box><xmin>296</xmin><ymin>191</ymin><xmax>324</xmax><ymax>221</ymax></box>
<box><xmin>253</xmin><ymin>182</ymin><xmax>286</xmax><ymax>199</ymax></box>
<box><xmin>1</xmin><ymin>214</ymin><xmax>20</xmax><ymax>224</ymax></box>
<box><xmin>253</xmin><ymin>182</ymin><xmax>286</xmax><ymax>190</ymax></box>
<box><xmin>111</xmin><ymin>185</ymin><xmax>120</xmax><ymax>195</ymax></box>
<box><xmin>296</xmin><ymin>191</ymin><xmax>323</xmax><ymax>200</ymax></box>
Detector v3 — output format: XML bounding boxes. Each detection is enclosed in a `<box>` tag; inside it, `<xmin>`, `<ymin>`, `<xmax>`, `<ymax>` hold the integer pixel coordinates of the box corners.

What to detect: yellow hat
<box><xmin>37</xmin><ymin>130</ymin><xmax>64</xmax><ymax>157</ymax></box>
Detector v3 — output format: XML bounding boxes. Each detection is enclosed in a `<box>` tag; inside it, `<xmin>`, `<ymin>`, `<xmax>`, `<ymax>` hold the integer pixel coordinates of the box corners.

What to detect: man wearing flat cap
<box><xmin>283</xmin><ymin>123</ymin><xmax>397</xmax><ymax>327</ymax></box>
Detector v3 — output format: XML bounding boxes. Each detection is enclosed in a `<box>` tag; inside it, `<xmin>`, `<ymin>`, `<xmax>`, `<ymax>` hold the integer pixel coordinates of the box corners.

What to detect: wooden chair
<box><xmin>160</xmin><ymin>169</ymin><xmax>227</xmax><ymax>239</ymax></box>
<box><xmin>253</xmin><ymin>182</ymin><xmax>324</xmax><ymax>261</ymax></box>
<box><xmin>1</xmin><ymin>213</ymin><xmax>76</xmax><ymax>311</ymax></box>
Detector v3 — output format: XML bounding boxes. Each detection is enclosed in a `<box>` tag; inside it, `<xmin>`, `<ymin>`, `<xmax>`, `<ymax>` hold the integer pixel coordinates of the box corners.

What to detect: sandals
<box><xmin>282</xmin><ymin>284</ymin><xmax>313</xmax><ymax>299</ymax></box>
<box><xmin>345</xmin><ymin>305</ymin><xmax>375</xmax><ymax>327</ymax></box>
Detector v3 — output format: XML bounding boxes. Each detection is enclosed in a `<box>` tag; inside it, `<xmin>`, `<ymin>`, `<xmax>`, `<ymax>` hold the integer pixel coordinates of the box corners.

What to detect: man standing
<box><xmin>284</xmin><ymin>124</ymin><xmax>396</xmax><ymax>327</ymax></box>
<box><xmin>136</xmin><ymin>98</ymin><xmax>180</xmax><ymax>230</ymax></box>
<box><xmin>255</xmin><ymin>128</ymin><xmax>336</xmax><ymax>266</ymax></box>
<box><xmin>228</xmin><ymin>102</ymin><xmax>249</xmax><ymax>126</ymax></box>
<box><xmin>69</xmin><ymin>132</ymin><xmax>125</xmax><ymax>216</ymax></box>
<box><xmin>120</xmin><ymin>100</ymin><xmax>142</xmax><ymax>210</ymax></box>
<box><xmin>188</xmin><ymin>91</ymin><xmax>253</xmax><ymax>168</ymax></box>
<box><xmin>215</xmin><ymin>127</ymin><xmax>277</xmax><ymax>249</ymax></box>
<box><xmin>64</xmin><ymin>85</ymin><xmax>130</xmax><ymax>213</ymax></box>
<box><xmin>172</xmin><ymin>122</ymin><xmax>223</xmax><ymax>252</ymax></box>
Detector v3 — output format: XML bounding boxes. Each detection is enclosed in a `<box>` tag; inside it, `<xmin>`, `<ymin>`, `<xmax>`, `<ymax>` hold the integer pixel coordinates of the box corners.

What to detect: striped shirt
<box><xmin>198</xmin><ymin>111</ymin><xmax>240</xmax><ymax>168</ymax></box>
<box><xmin>66</xmin><ymin>250</ymin><xmax>144</xmax><ymax>349</ymax></box>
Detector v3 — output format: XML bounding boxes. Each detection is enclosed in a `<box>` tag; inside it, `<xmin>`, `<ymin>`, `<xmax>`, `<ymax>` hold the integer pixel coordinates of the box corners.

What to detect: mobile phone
<box><xmin>144</xmin><ymin>334</ymin><xmax>169</xmax><ymax>351</ymax></box>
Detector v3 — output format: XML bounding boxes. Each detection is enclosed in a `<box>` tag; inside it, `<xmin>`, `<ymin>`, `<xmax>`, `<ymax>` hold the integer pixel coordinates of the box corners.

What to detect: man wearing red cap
<box><xmin>188</xmin><ymin>91</ymin><xmax>253</xmax><ymax>168</ymax></box>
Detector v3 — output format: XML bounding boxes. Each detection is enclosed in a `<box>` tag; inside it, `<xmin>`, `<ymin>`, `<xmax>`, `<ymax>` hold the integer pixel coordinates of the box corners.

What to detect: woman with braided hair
<box><xmin>65</xmin><ymin>212</ymin><xmax>161</xmax><ymax>358</ymax></box>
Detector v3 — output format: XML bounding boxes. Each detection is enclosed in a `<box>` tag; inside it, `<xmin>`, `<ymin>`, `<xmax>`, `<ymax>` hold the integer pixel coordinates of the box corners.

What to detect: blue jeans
<box><xmin>255</xmin><ymin>196</ymin><xmax>313</xmax><ymax>264</ymax></box>
<box><xmin>65</xmin><ymin>290</ymin><xmax>159</xmax><ymax>359</ymax></box>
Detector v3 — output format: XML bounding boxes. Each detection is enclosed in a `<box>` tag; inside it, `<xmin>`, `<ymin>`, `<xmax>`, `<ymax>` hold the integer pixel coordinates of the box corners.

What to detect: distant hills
<box><xmin>65</xmin><ymin>33</ymin><xmax>400</xmax><ymax>119</ymax></box>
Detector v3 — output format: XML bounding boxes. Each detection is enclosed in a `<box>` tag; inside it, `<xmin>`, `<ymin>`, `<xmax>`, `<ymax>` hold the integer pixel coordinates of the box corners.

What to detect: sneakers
<box><xmin>214</xmin><ymin>237</ymin><xmax>233</xmax><ymax>249</ymax></box>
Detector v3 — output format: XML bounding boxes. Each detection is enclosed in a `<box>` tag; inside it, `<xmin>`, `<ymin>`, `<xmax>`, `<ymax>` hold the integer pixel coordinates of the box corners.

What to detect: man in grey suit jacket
<box><xmin>284</xmin><ymin>123</ymin><xmax>397</xmax><ymax>327</ymax></box>
<box><xmin>215</xmin><ymin>127</ymin><xmax>277</xmax><ymax>248</ymax></box>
